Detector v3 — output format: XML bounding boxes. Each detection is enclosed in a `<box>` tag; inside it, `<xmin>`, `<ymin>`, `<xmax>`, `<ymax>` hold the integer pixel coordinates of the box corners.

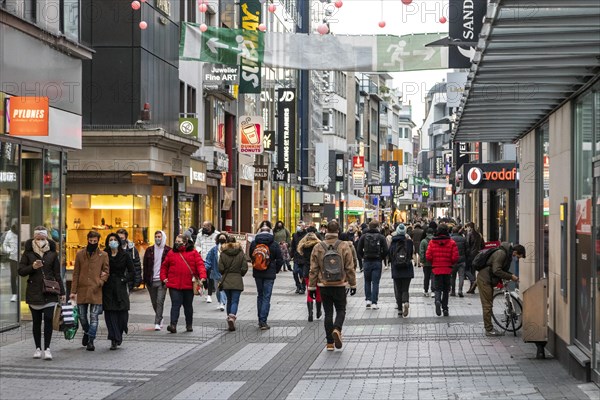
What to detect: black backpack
<box><xmin>472</xmin><ymin>247</ymin><xmax>501</xmax><ymax>271</ymax></box>
<box><xmin>363</xmin><ymin>233</ymin><xmax>381</xmax><ymax>259</ymax></box>
<box><xmin>392</xmin><ymin>241</ymin><xmax>409</xmax><ymax>267</ymax></box>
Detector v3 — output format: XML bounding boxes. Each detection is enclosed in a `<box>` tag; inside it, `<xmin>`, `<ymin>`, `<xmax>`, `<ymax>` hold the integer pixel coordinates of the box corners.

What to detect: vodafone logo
<box><xmin>467</xmin><ymin>167</ymin><xmax>482</xmax><ymax>185</ymax></box>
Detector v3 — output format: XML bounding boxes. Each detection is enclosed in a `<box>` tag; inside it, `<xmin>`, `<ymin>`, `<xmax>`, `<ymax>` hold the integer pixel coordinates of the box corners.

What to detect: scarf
<box><xmin>32</xmin><ymin>240</ymin><xmax>50</xmax><ymax>259</ymax></box>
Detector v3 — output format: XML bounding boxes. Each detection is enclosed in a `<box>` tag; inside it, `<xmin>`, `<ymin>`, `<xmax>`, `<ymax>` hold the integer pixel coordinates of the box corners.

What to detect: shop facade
<box><xmin>178</xmin><ymin>159</ymin><xmax>207</xmax><ymax>233</ymax></box>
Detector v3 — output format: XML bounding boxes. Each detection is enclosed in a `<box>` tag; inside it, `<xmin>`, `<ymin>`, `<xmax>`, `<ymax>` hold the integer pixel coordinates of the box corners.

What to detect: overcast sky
<box><xmin>326</xmin><ymin>0</ymin><xmax>452</xmax><ymax>128</ymax></box>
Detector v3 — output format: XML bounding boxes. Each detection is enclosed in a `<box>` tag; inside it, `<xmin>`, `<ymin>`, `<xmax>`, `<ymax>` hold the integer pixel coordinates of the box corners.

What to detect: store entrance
<box><xmin>592</xmin><ymin>161</ymin><xmax>600</xmax><ymax>383</ymax></box>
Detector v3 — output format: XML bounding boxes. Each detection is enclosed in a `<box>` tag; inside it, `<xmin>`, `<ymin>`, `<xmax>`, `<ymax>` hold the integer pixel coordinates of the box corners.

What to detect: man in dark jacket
<box><xmin>450</xmin><ymin>226</ymin><xmax>473</xmax><ymax>297</ymax></box>
<box><xmin>410</xmin><ymin>223</ymin><xmax>425</xmax><ymax>265</ymax></box>
<box><xmin>477</xmin><ymin>242</ymin><xmax>525</xmax><ymax>336</ymax></box>
<box><xmin>289</xmin><ymin>221</ymin><xmax>308</xmax><ymax>293</ymax></box>
<box><xmin>249</xmin><ymin>223</ymin><xmax>283</xmax><ymax>330</ymax></box>
<box><xmin>426</xmin><ymin>224</ymin><xmax>459</xmax><ymax>317</ymax></box>
<box><xmin>116</xmin><ymin>229</ymin><xmax>142</xmax><ymax>290</ymax></box>
<box><xmin>142</xmin><ymin>230</ymin><xmax>172</xmax><ymax>331</ymax></box>
<box><xmin>357</xmin><ymin>220</ymin><xmax>388</xmax><ymax>309</ymax></box>
<box><xmin>419</xmin><ymin>228</ymin><xmax>435</xmax><ymax>297</ymax></box>
<box><xmin>465</xmin><ymin>222</ymin><xmax>484</xmax><ymax>294</ymax></box>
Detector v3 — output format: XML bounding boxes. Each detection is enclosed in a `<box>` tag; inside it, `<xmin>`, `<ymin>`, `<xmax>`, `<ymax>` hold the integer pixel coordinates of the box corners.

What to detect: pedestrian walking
<box><xmin>18</xmin><ymin>226</ymin><xmax>65</xmax><ymax>360</ymax></box>
<box><xmin>2</xmin><ymin>224</ymin><xmax>19</xmax><ymax>302</ymax></box>
<box><xmin>274</xmin><ymin>220</ymin><xmax>292</xmax><ymax>271</ymax></box>
<box><xmin>426</xmin><ymin>224</ymin><xmax>459</xmax><ymax>317</ymax></box>
<box><xmin>477</xmin><ymin>242</ymin><xmax>526</xmax><ymax>336</ymax></box>
<box><xmin>161</xmin><ymin>234</ymin><xmax>207</xmax><ymax>333</ymax></box>
<box><xmin>116</xmin><ymin>229</ymin><xmax>142</xmax><ymax>290</ymax></box>
<box><xmin>103</xmin><ymin>233</ymin><xmax>134</xmax><ymax>350</ymax></box>
<box><xmin>194</xmin><ymin>221</ymin><xmax>220</xmax><ymax>303</ymax></box>
<box><xmin>411</xmin><ymin>223</ymin><xmax>425</xmax><ymax>266</ymax></box>
<box><xmin>204</xmin><ymin>232</ymin><xmax>229</xmax><ymax>311</ymax></box>
<box><xmin>357</xmin><ymin>220</ymin><xmax>388</xmax><ymax>309</ymax></box>
<box><xmin>388</xmin><ymin>224</ymin><xmax>414</xmax><ymax>317</ymax></box>
<box><xmin>450</xmin><ymin>226</ymin><xmax>475</xmax><ymax>297</ymax></box>
<box><xmin>249</xmin><ymin>221</ymin><xmax>283</xmax><ymax>330</ymax></box>
<box><xmin>466</xmin><ymin>222</ymin><xmax>484</xmax><ymax>294</ymax></box>
<box><xmin>142</xmin><ymin>230</ymin><xmax>171</xmax><ymax>331</ymax></box>
<box><xmin>297</xmin><ymin>231</ymin><xmax>322</xmax><ymax>322</ymax></box>
<box><xmin>419</xmin><ymin>228</ymin><xmax>435</xmax><ymax>296</ymax></box>
<box><xmin>290</xmin><ymin>221</ymin><xmax>308</xmax><ymax>294</ymax></box>
<box><xmin>218</xmin><ymin>236</ymin><xmax>248</xmax><ymax>331</ymax></box>
<box><xmin>70</xmin><ymin>231</ymin><xmax>110</xmax><ymax>351</ymax></box>
<box><xmin>308</xmin><ymin>220</ymin><xmax>356</xmax><ymax>351</ymax></box>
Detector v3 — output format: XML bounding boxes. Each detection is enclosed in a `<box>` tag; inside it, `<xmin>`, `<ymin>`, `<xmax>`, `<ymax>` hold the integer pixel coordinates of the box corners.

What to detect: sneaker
<box><xmin>443</xmin><ymin>310</ymin><xmax>449</xmax><ymax>317</ymax></box>
<box><xmin>371</xmin><ymin>304</ymin><xmax>379</xmax><ymax>310</ymax></box>
<box><xmin>43</xmin><ymin>349</ymin><xmax>52</xmax><ymax>360</ymax></box>
<box><xmin>423</xmin><ymin>291</ymin><xmax>429</xmax><ymax>297</ymax></box>
<box><xmin>398</xmin><ymin>311</ymin><xmax>403</xmax><ymax>317</ymax></box>
<box><xmin>435</xmin><ymin>301</ymin><xmax>442</xmax><ymax>316</ymax></box>
<box><xmin>260</xmin><ymin>323</ymin><xmax>270</xmax><ymax>331</ymax></box>
<box><xmin>332</xmin><ymin>329</ymin><xmax>343</xmax><ymax>349</ymax></box>
<box><xmin>326</xmin><ymin>343</ymin><xmax>335</xmax><ymax>351</ymax></box>
<box><xmin>206</xmin><ymin>295</ymin><xmax>212</xmax><ymax>303</ymax></box>
<box><xmin>366</xmin><ymin>300</ymin><xmax>372</xmax><ymax>308</ymax></box>
<box><xmin>485</xmin><ymin>330</ymin><xmax>504</xmax><ymax>337</ymax></box>
<box><xmin>154</xmin><ymin>324</ymin><xmax>161</xmax><ymax>331</ymax></box>
<box><xmin>160</xmin><ymin>318</ymin><xmax>164</xmax><ymax>329</ymax></box>
<box><xmin>186</xmin><ymin>325</ymin><xmax>193</xmax><ymax>332</ymax></box>
<box><xmin>402</xmin><ymin>303</ymin><xmax>409</xmax><ymax>317</ymax></box>
<box><xmin>219</xmin><ymin>304</ymin><xmax>225</xmax><ymax>311</ymax></box>
<box><xmin>33</xmin><ymin>348</ymin><xmax>42</xmax><ymax>359</ymax></box>
<box><xmin>10</xmin><ymin>294</ymin><xmax>17</xmax><ymax>302</ymax></box>
<box><xmin>458</xmin><ymin>292</ymin><xmax>464</xmax><ymax>298</ymax></box>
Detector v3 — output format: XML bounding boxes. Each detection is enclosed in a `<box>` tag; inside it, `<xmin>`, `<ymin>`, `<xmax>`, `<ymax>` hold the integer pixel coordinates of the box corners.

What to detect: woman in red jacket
<box><xmin>161</xmin><ymin>234</ymin><xmax>207</xmax><ymax>333</ymax></box>
<box><xmin>425</xmin><ymin>224</ymin><xmax>459</xmax><ymax>317</ymax></box>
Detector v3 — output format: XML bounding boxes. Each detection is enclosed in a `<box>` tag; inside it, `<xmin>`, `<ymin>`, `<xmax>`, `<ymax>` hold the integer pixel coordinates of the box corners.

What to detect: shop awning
<box><xmin>453</xmin><ymin>0</ymin><xmax>600</xmax><ymax>143</ymax></box>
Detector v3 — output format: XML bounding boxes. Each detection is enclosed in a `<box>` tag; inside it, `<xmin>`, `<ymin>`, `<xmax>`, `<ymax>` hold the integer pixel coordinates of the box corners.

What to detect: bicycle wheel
<box><xmin>492</xmin><ymin>292</ymin><xmax>523</xmax><ymax>332</ymax></box>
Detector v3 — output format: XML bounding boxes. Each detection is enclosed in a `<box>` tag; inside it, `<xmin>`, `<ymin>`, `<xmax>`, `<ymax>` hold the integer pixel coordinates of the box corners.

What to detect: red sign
<box><xmin>7</xmin><ymin>96</ymin><xmax>49</xmax><ymax>136</ymax></box>
<box><xmin>352</xmin><ymin>156</ymin><xmax>365</xmax><ymax>169</ymax></box>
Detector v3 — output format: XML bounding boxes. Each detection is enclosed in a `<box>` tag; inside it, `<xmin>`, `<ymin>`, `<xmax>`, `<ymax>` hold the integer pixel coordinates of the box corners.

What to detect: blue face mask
<box><xmin>109</xmin><ymin>240</ymin><xmax>120</xmax><ymax>249</ymax></box>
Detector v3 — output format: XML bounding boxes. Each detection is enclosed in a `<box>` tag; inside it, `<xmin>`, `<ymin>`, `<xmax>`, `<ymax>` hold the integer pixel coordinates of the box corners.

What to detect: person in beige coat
<box><xmin>308</xmin><ymin>221</ymin><xmax>357</xmax><ymax>351</ymax></box>
<box><xmin>69</xmin><ymin>231</ymin><xmax>109</xmax><ymax>351</ymax></box>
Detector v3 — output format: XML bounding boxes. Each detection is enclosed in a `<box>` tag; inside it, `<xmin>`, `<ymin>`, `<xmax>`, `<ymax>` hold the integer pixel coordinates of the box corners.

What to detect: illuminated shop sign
<box><xmin>462</xmin><ymin>163</ymin><xmax>518</xmax><ymax>190</ymax></box>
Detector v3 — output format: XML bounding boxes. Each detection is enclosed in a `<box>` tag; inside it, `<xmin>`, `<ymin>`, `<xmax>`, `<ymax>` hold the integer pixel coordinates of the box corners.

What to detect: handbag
<box><xmin>179</xmin><ymin>253</ymin><xmax>203</xmax><ymax>296</ymax></box>
<box><xmin>41</xmin><ymin>268</ymin><xmax>61</xmax><ymax>295</ymax></box>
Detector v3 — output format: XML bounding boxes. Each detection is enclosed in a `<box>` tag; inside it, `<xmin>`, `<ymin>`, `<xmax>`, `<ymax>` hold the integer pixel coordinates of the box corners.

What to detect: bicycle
<box><xmin>491</xmin><ymin>279</ymin><xmax>523</xmax><ymax>336</ymax></box>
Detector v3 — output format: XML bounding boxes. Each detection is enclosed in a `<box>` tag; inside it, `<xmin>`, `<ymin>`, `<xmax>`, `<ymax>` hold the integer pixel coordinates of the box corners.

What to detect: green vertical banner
<box><xmin>239</xmin><ymin>0</ymin><xmax>262</xmax><ymax>93</ymax></box>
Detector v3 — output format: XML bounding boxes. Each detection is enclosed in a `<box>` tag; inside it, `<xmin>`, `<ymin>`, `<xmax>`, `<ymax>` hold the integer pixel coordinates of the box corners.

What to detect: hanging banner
<box><xmin>180</xmin><ymin>24</ymin><xmax>446</xmax><ymax>72</ymax></box>
<box><xmin>448</xmin><ymin>0</ymin><xmax>487</xmax><ymax>68</ymax></box>
<box><xmin>277</xmin><ymin>88</ymin><xmax>296</xmax><ymax>173</ymax></box>
<box><xmin>352</xmin><ymin>156</ymin><xmax>365</xmax><ymax>191</ymax></box>
<box><xmin>238</xmin><ymin>115</ymin><xmax>264</xmax><ymax>154</ymax></box>
<box><xmin>273</xmin><ymin>168</ymin><xmax>288</xmax><ymax>182</ymax></box>
<box><xmin>239</xmin><ymin>0</ymin><xmax>262</xmax><ymax>93</ymax></box>
<box><xmin>335</xmin><ymin>154</ymin><xmax>344</xmax><ymax>182</ymax></box>
<box><xmin>263</xmin><ymin>130</ymin><xmax>275</xmax><ymax>151</ymax></box>
<box><xmin>314</xmin><ymin>142</ymin><xmax>330</xmax><ymax>186</ymax></box>
<box><xmin>381</xmin><ymin>161</ymin><xmax>399</xmax><ymax>186</ymax></box>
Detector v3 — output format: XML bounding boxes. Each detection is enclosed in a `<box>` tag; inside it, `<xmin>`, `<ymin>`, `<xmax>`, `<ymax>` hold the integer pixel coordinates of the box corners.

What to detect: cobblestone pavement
<box><xmin>1</xmin><ymin>266</ymin><xmax>598</xmax><ymax>400</ymax></box>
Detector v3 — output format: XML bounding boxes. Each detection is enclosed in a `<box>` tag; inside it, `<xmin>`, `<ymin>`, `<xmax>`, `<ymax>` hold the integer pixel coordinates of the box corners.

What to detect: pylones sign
<box><xmin>239</xmin><ymin>116</ymin><xmax>264</xmax><ymax>154</ymax></box>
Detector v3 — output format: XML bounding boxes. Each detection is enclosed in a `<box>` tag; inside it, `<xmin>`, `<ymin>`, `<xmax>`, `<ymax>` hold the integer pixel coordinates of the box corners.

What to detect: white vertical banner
<box><xmin>314</xmin><ymin>142</ymin><xmax>329</xmax><ymax>186</ymax></box>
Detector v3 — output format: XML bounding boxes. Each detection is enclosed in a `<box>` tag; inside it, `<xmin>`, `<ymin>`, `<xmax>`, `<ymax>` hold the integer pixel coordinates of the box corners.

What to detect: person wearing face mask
<box><xmin>194</xmin><ymin>221</ymin><xmax>220</xmax><ymax>303</ymax></box>
<box><xmin>289</xmin><ymin>221</ymin><xmax>308</xmax><ymax>294</ymax></box>
<box><xmin>143</xmin><ymin>230</ymin><xmax>172</xmax><ymax>330</ymax></box>
<box><xmin>18</xmin><ymin>226</ymin><xmax>65</xmax><ymax>360</ymax></box>
<box><xmin>102</xmin><ymin>233</ymin><xmax>134</xmax><ymax>350</ymax></box>
<box><xmin>161</xmin><ymin>234</ymin><xmax>207</xmax><ymax>333</ymax></box>
<box><xmin>204</xmin><ymin>233</ymin><xmax>228</xmax><ymax>311</ymax></box>
<box><xmin>70</xmin><ymin>231</ymin><xmax>109</xmax><ymax>351</ymax></box>
<box><xmin>116</xmin><ymin>229</ymin><xmax>142</xmax><ymax>291</ymax></box>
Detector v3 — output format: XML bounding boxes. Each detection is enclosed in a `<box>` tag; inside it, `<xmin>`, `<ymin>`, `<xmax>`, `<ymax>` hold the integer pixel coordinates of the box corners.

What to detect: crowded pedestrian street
<box><xmin>1</xmin><ymin>268</ymin><xmax>597</xmax><ymax>400</ymax></box>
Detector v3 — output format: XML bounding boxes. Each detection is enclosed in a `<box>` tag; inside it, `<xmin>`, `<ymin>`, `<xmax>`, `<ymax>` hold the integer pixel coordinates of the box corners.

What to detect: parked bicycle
<box><xmin>492</xmin><ymin>279</ymin><xmax>523</xmax><ymax>335</ymax></box>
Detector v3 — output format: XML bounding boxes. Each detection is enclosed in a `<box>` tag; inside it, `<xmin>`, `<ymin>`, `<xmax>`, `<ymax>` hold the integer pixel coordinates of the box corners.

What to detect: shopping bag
<box><xmin>61</xmin><ymin>302</ymin><xmax>79</xmax><ymax>340</ymax></box>
<box><xmin>52</xmin><ymin>303</ymin><xmax>62</xmax><ymax>331</ymax></box>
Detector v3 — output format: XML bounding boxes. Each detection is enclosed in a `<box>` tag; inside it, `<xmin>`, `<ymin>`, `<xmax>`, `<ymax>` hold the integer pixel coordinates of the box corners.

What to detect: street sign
<box><xmin>421</xmin><ymin>187</ymin><xmax>430</xmax><ymax>198</ymax></box>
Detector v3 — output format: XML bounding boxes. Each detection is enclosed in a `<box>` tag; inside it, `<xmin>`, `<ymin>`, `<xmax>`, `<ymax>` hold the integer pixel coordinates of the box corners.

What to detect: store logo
<box><xmin>467</xmin><ymin>167</ymin><xmax>482</xmax><ymax>185</ymax></box>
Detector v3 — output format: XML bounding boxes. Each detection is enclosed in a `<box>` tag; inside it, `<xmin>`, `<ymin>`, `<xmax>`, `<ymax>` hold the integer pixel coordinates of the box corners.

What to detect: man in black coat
<box><xmin>289</xmin><ymin>221</ymin><xmax>307</xmax><ymax>294</ymax></box>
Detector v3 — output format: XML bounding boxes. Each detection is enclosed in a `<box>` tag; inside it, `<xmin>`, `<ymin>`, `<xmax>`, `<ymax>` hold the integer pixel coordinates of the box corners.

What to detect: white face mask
<box><xmin>35</xmin><ymin>239</ymin><xmax>47</xmax><ymax>247</ymax></box>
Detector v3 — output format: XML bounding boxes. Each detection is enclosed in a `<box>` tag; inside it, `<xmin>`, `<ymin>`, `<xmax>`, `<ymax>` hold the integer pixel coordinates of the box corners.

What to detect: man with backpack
<box><xmin>249</xmin><ymin>221</ymin><xmax>283</xmax><ymax>330</ymax></box>
<box><xmin>476</xmin><ymin>242</ymin><xmax>526</xmax><ymax>336</ymax></box>
<box><xmin>357</xmin><ymin>220</ymin><xmax>388</xmax><ymax>309</ymax></box>
<box><xmin>308</xmin><ymin>221</ymin><xmax>356</xmax><ymax>351</ymax></box>
<box><xmin>389</xmin><ymin>224</ymin><xmax>414</xmax><ymax>317</ymax></box>
<box><xmin>426</xmin><ymin>224</ymin><xmax>459</xmax><ymax>317</ymax></box>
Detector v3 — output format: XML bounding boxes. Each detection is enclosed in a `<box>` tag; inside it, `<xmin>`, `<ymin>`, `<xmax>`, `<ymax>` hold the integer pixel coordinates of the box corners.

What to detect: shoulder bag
<box><xmin>41</xmin><ymin>266</ymin><xmax>61</xmax><ymax>295</ymax></box>
<box><xmin>179</xmin><ymin>253</ymin><xmax>203</xmax><ymax>295</ymax></box>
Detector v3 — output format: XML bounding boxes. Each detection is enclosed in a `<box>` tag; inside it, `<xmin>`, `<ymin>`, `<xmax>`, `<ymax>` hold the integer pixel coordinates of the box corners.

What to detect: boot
<box><xmin>307</xmin><ymin>302</ymin><xmax>314</xmax><ymax>322</ymax></box>
<box><xmin>466</xmin><ymin>281</ymin><xmax>477</xmax><ymax>294</ymax></box>
<box><xmin>86</xmin><ymin>339</ymin><xmax>95</xmax><ymax>351</ymax></box>
<box><xmin>316</xmin><ymin>301</ymin><xmax>322</xmax><ymax>319</ymax></box>
<box><xmin>110</xmin><ymin>340</ymin><xmax>117</xmax><ymax>350</ymax></box>
<box><xmin>167</xmin><ymin>323</ymin><xmax>177</xmax><ymax>334</ymax></box>
<box><xmin>227</xmin><ymin>314</ymin><xmax>236</xmax><ymax>331</ymax></box>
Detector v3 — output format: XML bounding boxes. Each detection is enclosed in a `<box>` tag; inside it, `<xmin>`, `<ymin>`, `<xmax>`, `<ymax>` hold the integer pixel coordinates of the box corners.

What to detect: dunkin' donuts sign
<box><xmin>462</xmin><ymin>163</ymin><xmax>518</xmax><ymax>190</ymax></box>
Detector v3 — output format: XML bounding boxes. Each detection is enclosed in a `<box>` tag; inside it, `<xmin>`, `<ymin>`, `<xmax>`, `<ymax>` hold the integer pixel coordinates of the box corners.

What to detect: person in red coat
<box><xmin>426</xmin><ymin>224</ymin><xmax>459</xmax><ymax>317</ymax></box>
<box><xmin>160</xmin><ymin>234</ymin><xmax>207</xmax><ymax>333</ymax></box>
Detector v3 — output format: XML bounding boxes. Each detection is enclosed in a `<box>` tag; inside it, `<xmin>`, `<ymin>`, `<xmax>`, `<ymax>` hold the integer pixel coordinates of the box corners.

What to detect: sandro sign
<box><xmin>462</xmin><ymin>163</ymin><xmax>518</xmax><ymax>190</ymax></box>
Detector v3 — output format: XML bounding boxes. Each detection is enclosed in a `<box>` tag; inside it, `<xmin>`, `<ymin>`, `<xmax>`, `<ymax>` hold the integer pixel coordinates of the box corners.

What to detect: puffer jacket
<box><xmin>425</xmin><ymin>235</ymin><xmax>459</xmax><ymax>275</ymax></box>
<box><xmin>450</xmin><ymin>233</ymin><xmax>468</xmax><ymax>264</ymax></box>
<box><xmin>160</xmin><ymin>244</ymin><xmax>207</xmax><ymax>290</ymax></box>
<box><xmin>249</xmin><ymin>232</ymin><xmax>283</xmax><ymax>279</ymax></box>
<box><xmin>218</xmin><ymin>242</ymin><xmax>248</xmax><ymax>291</ymax></box>
<box><xmin>297</xmin><ymin>232</ymin><xmax>321</xmax><ymax>277</ymax></box>
<box><xmin>308</xmin><ymin>233</ymin><xmax>357</xmax><ymax>290</ymax></box>
<box><xmin>18</xmin><ymin>239</ymin><xmax>65</xmax><ymax>305</ymax></box>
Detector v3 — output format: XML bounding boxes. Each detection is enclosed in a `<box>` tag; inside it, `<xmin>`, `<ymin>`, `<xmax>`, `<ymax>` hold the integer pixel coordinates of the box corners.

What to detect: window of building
<box><xmin>179</xmin><ymin>81</ymin><xmax>185</xmax><ymax>116</ymax></box>
<box><xmin>186</xmin><ymin>85</ymin><xmax>196</xmax><ymax>116</ymax></box>
<box><xmin>536</xmin><ymin>122</ymin><xmax>549</xmax><ymax>280</ymax></box>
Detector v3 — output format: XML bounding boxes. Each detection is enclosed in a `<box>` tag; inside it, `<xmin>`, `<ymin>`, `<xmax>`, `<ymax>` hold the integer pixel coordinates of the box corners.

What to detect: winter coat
<box><xmin>290</xmin><ymin>230</ymin><xmax>308</xmax><ymax>264</ymax></box>
<box><xmin>2</xmin><ymin>230</ymin><xmax>19</xmax><ymax>261</ymax></box>
<box><xmin>72</xmin><ymin>247</ymin><xmax>110</xmax><ymax>304</ymax></box>
<box><xmin>419</xmin><ymin>234</ymin><xmax>434</xmax><ymax>267</ymax></box>
<box><xmin>357</xmin><ymin>229</ymin><xmax>389</xmax><ymax>261</ymax></box>
<box><xmin>218</xmin><ymin>242</ymin><xmax>248</xmax><ymax>291</ymax></box>
<box><xmin>466</xmin><ymin>230</ymin><xmax>484</xmax><ymax>260</ymax></box>
<box><xmin>308</xmin><ymin>233</ymin><xmax>357</xmax><ymax>289</ymax></box>
<box><xmin>160</xmin><ymin>244</ymin><xmax>207</xmax><ymax>290</ymax></box>
<box><xmin>273</xmin><ymin>223</ymin><xmax>291</xmax><ymax>245</ymax></box>
<box><xmin>194</xmin><ymin>229</ymin><xmax>220</xmax><ymax>257</ymax></box>
<box><xmin>389</xmin><ymin>235</ymin><xmax>414</xmax><ymax>279</ymax></box>
<box><xmin>425</xmin><ymin>235</ymin><xmax>459</xmax><ymax>275</ymax></box>
<box><xmin>477</xmin><ymin>242</ymin><xmax>513</xmax><ymax>286</ymax></box>
<box><xmin>450</xmin><ymin>233</ymin><xmax>468</xmax><ymax>264</ymax></box>
<box><xmin>411</xmin><ymin>227</ymin><xmax>425</xmax><ymax>253</ymax></box>
<box><xmin>249</xmin><ymin>232</ymin><xmax>283</xmax><ymax>280</ymax></box>
<box><xmin>103</xmin><ymin>250</ymin><xmax>134</xmax><ymax>311</ymax></box>
<box><xmin>297</xmin><ymin>233</ymin><xmax>321</xmax><ymax>277</ymax></box>
<box><xmin>122</xmin><ymin>240</ymin><xmax>142</xmax><ymax>289</ymax></box>
<box><xmin>18</xmin><ymin>239</ymin><xmax>65</xmax><ymax>305</ymax></box>
<box><xmin>143</xmin><ymin>239</ymin><xmax>172</xmax><ymax>285</ymax></box>
<box><xmin>205</xmin><ymin>244</ymin><xmax>225</xmax><ymax>281</ymax></box>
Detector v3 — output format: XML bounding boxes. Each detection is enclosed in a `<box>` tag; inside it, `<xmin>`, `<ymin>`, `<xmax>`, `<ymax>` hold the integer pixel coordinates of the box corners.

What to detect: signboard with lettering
<box><xmin>6</xmin><ymin>97</ymin><xmax>49</xmax><ymax>136</ymax></box>
<box><xmin>254</xmin><ymin>165</ymin><xmax>269</xmax><ymax>180</ymax></box>
<box><xmin>239</xmin><ymin>0</ymin><xmax>262</xmax><ymax>93</ymax></box>
<box><xmin>449</xmin><ymin>0</ymin><xmax>486</xmax><ymax>68</ymax></box>
<box><xmin>352</xmin><ymin>156</ymin><xmax>365</xmax><ymax>191</ymax></box>
<box><xmin>277</xmin><ymin>88</ymin><xmax>296</xmax><ymax>173</ymax></box>
<box><xmin>203</xmin><ymin>64</ymin><xmax>240</xmax><ymax>86</ymax></box>
<box><xmin>462</xmin><ymin>162</ymin><xmax>518</xmax><ymax>190</ymax></box>
<box><xmin>367</xmin><ymin>185</ymin><xmax>383</xmax><ymax>195</ymax></box>
<box><xmin>238</xmin><ymin>115</ymin><xmax>264</xmax><ymax>154</ymax></box>
<box><xmin>214</xmin><ymin>151</ymin><xmax>229</xmax><ymax>172</ymax></box>
<box><xmin>381</xmin><ymin>161</ymin><xmax>399</xmax><ymax>185</ymax></box>
<box><xmin>263</xmin><ymin>130</ymin><xmax>275</xmax><ymax>151</ymax></box>
<box><xmin>435</xmin><ymin>156</ymin><xmax>444</xmax><ymax>176</ymax></box>
<box><xmin>273</xmin><ymin>168</ymin><xmax>288</xmax><ymax>182</ymax></box>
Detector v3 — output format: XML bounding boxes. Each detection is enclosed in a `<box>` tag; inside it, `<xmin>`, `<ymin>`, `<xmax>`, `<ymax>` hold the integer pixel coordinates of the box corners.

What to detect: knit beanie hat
<box><xmin>396</xmin><ymin>223</ymin><xmax>406</xmax><ymax>237</ymax></box>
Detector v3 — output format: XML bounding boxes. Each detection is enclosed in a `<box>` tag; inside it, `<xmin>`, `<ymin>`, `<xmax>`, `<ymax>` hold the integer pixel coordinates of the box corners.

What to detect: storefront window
<box><xmin>537</xmin><ymin>123</ymin><xmax>550</xmax><ymax>279</ymax></box>
<box><xmin>0</xmin><ymin>141</ymin><xmax>20</xmax><ymax>328</ymax></box>
<box><xmin>203</xmin><ymin>186</ymin><xmax>216</xmax><ymax>227</ymax></box>
<box><xmin>179</xmin><ymin>194</ymin><xmax>198</xmax><ymax>233</ymax></box>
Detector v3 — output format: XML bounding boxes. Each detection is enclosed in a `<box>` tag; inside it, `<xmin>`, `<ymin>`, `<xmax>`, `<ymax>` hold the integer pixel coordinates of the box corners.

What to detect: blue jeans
<box><xmin>169</xmin><ymin>288</ymin><xmax>194</xmax><ymax>326</ymax></box>
<box><xmin>255</xmin><ymin>278</ymin><xmax>275</xmax><ymax>324</ymax></box>
<box><xmin>78</xmin><ymin>304</ymin><xmax>103</xmax><ymax>340</ymax></box>
<box><xmin>363</xmin><ymin>260</ymin><xmax>382</xmax><ymax>304</ymax></box>
<box><xmin>225</xmin><ymin>289</ymin><xmax>242</xmax><ymax>315</ymax></box>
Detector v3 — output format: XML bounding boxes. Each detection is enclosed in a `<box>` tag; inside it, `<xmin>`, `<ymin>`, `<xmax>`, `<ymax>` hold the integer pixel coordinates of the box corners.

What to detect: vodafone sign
<box><xmin>462</xmin><ymin>163</ymin><xmax>518</xmax><ymax>190</ymax></box>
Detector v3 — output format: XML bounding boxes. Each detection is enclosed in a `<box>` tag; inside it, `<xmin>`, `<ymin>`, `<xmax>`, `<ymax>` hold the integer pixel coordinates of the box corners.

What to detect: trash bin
<box><xmin>522</xmin><ymin>278</ymin><xmax>548</xmax><ymax>358</ymax></box>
